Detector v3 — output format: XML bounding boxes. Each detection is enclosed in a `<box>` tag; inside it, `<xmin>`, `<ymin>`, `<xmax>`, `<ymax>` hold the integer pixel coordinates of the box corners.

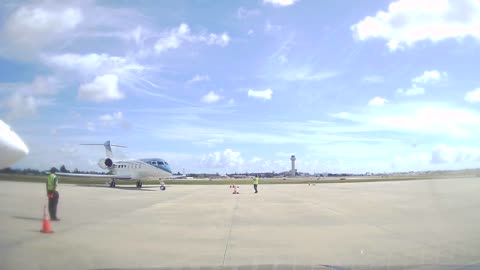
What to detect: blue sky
<box><xmin>1</xmin><ymin>0</ymin><xmax>480</xmax><ymax>174</ymax></box>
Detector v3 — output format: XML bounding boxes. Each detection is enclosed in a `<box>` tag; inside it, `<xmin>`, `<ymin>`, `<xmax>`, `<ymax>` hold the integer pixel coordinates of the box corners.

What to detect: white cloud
<box><xmin>154</xmin><ymin>23</ymin><xmax>230</xmax><ymax>53</ymax></box>
<box><xmin>398</xmin><ymin>70</ymin><xmax>446</xmax><ymax>96</ymax></box>
<box><xmin>97</xmin><ymin>111</ymin><xmax>130</xmax><ymax>130</ymax></box>
<box><xmin>392</xmin><ymin>152</ymin><xmax>431</xmax><ymax>169</ymax></box>
<box><xmin>28</xmin><ymin>76</ymin><xmax>59</xmax><ymax>95</ymax></box>
<box><xmin>4</xmin><ymin>93</ymin><xmax>55</xmax><ymax>120</ymax></box>
<box><xmin>204</xmin><ymin>33</ymin><xmax>230</xmax><ymax>46</ymax></box>
<box><xmin>45</xmin><ymin>53</ymin><xmax>144</xmax><ymax>77</ymax></box>
<box><xmin>397</xmin><ymin>85</ymin><xmax>425</xmax><ymax>96</ymax></box>
<box><xmin>154</xmin><ymin>23</ymin><xmax>189</xmax><ymax>52</ymax></box>
<box><xmin>465</xmin><ymin>88</ymin><xmax>480</xmax><ymax>103</ymax></box>
<box><xmin>248</xmin><ymin>89</ymin><xmax>273</xmax><ymax>100</ymax></box>
<box><xmin>329</xmin><ymin>112</ymin><xmax>352</xmax><ymax>120</ymax></box>
<box><xmin>86</xmin><ymin>121</ymin><xmax>95</xmax><ymax>131</ymax></box>
<box><xmin>237</xmin><ymin>7</ymin><xmax>261</xmax><ymax>18</ymax></box>
<box><xmin>0</xmin><ymin>76</ymin><xmax>58</xmax><ymax>119</ymax></box>
<box><xmin>0</xmin><ymin>75</ymin><xmax>59</xmax><ymax>96</ymax></box>
<box><xmin>5</xmin><ymin>93</ymin><xmax>37</xmax><ymax>119</ymax></box>
<box><xmin>129</xmin><ymin>26</ymin><xmax>144</xmax><ymax>46</ymax></box>
<box><xmin>265</xmin><ymin>21</ymin><xmax>282</xmax><ymax>32</ymax></box>
<box><xmin>331</xmin><ymin>103</ymin><xmax>480</xmax><ymax>138</ymax></box>
<box><xmin>280</xmin><ymin>70</ymin><xmax>338</xmax><ymax>81</ymax></box>
<box><xmin>201</xmin><ymin>149</ymin><xmax>244</xmax><ymax>169</ymax></box>
<box><xmin>250</xmin><ymin>157</ymin><xmax>263</xmax><ymax>163</ymax></box>
<box><xmin>362</xmin><ymin>75</ymin><xmax>383</xmax><ymax>83</ymax></box>
<box><xmin>78</xmin><ymin>74</ymin><xmax>124</xmax><ymax>102</ymax></box>
<box><xmin>45</xmin><ymin>53</ymin><xmax>147</xmax><ymax>102</ymax></box>
<box><xmin>351</xmin><ymin>0</ymin><xmax>480</xmax><ymax>51</ymax></box>
<box><xmin>278</xmin><ymin>55</ymin><xmax>288</xmax><ymax>64</ymax></box>
<box><xmin>201</xmin><ymin>91</ymin><xmax>222</xmax><ymax>103</ymax></box>
<box><xmin>99</xmin><ymin>112</ymin><xmax>123</xmax><ymax>121</ymax></box>
<box><xmin>270</xmin><ymin>35</ymin><xmax>295</xmax><ymax>64</ymax></box>
<box><xmin>228</xmin><ymin>99</ymin><xmax>235</xmax><ymax>105</ymax></box>
<box><xmin>4</xmin><ymin>5</ymin><xmax>83</xmax><ymax>52</ymax></box>
<box><xmin>194</xmin><ymin>137</ymin><xmax>225</xmax><ymax>147</ymax></box>
<box><xmin>431</xmin><ymin>145</ymin><xmax>480</xmax><ymax>164</ymax></box>
<box><xmin>247</xmin><ymin>29</ymin><xmax>255</xmax><ymax>36</ymax></box>
<box><xmin>412</xmin><ymin>70</ymin><xmax>446</xmax><ymax>84</ymax></box>
<box><xmin>368</xmin><ymin>97</ymin><xmax>388</xmax><ymax>106</ymax></box>
<box><xmin>187</xmin><ymin>74</ymin><xmax>210</xmax><ymax>84</ymax></box>
<box><xmin>264</xmin><ymin>0</ymin><xmax>299</xmax><ymax>7</ymax></box>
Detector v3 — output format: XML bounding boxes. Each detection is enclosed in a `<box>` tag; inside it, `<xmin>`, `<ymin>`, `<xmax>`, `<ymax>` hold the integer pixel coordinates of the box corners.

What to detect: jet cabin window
<box><xmin>151</xmin><ymin>161</ymin><xmax>157</xmax><ymax>165</ymax></box>
<box><xmin>159</xmin><ymin>161</ymin><xmax>165</xmax><ymax>165</ymax></box>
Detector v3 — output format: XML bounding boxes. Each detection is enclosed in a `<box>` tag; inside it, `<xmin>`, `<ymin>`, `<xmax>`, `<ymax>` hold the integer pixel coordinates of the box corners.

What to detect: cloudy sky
<box><xmin>1</xmin><ymin>0</ymin><xmax>480</xmax><ymax>174</ymax></box>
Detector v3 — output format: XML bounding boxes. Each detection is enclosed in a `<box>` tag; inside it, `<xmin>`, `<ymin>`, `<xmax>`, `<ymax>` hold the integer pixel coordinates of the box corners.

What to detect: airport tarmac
<box><xmin>0</xmin><ymin>178</ymin><xmax>480</xmax><ymax>269</ymax></box>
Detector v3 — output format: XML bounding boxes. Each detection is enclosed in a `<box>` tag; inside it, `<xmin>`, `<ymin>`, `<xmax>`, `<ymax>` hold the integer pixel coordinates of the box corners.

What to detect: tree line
<box><xmin>0</xmin><ymin>165</ymin><xmax>105</xmax><ymax>175</ymax></box>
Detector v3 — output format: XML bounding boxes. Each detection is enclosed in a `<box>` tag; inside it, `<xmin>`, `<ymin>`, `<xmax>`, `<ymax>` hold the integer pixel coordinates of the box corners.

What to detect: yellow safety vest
<box><xmin>253</xmin><ymin>177</ymin><xmax>259</xmax><ymax>185</ymax></box>
<box><xmin>47</xmin><ymin>173</ymin><xmax>57</xmax><ymax>192</ymax></box>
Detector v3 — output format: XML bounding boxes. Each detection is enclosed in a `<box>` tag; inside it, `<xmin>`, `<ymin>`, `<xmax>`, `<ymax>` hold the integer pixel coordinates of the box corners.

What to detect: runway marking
<box><xmin>222</xmin><ymin>195</ymin><xmax>239</xmax><ymax>266</ymax></box>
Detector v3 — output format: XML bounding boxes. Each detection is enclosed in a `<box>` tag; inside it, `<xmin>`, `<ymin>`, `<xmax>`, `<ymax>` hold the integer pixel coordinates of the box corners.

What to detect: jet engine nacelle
<box><xmin>98</xmin><ymin>158</ymin><xmax>113</xmax><ymax>169</ymax></box>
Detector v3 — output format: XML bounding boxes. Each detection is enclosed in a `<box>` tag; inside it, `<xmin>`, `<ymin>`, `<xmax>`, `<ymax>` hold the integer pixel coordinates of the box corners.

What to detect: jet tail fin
<box><xmin>80</xmin><ymin>140</ymin><xmax>127</xmax><ymax>158</ymax></box>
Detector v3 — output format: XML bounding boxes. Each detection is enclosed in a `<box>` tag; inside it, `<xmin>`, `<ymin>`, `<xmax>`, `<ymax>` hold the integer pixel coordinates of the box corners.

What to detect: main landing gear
<box><xmin>159</xmin><ymin>179</ymin><xmax>166</xmax><ymax>191</ymax></box>
<box><xmin>136</xmin><ymin>181</ymin><xmax>143</xmax><ymax>188</ymax></box>
<box><xmin>109</xmin><ymin>180</ymin><xmax>116</xmax><ymax>188</ymax></box>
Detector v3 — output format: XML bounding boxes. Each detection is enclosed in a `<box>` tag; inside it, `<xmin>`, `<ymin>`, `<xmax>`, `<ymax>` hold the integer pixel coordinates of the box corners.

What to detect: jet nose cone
<box><xmin>18</xmin><ymin>138</ymin><xmax>29</xmax><ymax>155</ymax></box>
<box><xmin>0</xmin><ymin>127</ymin><xmax>29</xmax><ymax>168</ymax></box>
<box><xmin>10</xmin><ymin>130</ymin><xmax>29</xmax><ymax>157</ymax></box>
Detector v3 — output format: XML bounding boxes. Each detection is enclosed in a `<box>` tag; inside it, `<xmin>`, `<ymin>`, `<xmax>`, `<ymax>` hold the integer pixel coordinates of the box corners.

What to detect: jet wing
<box><xmin>56</xmin><ymin>173</ymin><xmax>132</xmax><ymax>180</ymax></box>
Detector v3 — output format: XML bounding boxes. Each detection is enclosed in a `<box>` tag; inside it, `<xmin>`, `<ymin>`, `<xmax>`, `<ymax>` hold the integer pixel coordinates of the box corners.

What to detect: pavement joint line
<box><xmin>222</xmin><ymin>195</ymin><xmax>239</xmax><ymax>266</ymax></box>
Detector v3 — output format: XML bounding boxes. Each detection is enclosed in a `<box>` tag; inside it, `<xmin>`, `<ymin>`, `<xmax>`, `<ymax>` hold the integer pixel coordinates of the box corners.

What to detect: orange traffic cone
<box><xmin>41</xmin><ymin>205</ymin><xmax>53</xmax><ymax>233</ymax></box>
<box><xmin>232</xmin><ymin>184</ymin><xmax>239</xmax><ymax>194</ymax></box>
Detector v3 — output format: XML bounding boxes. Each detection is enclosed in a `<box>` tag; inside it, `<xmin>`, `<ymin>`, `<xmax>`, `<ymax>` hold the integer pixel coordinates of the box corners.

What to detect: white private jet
<box><xmin>0</xmin><ymin>120</ymin><xmax>29</xmax><ymax>169</ymax></box>
<box><xmin>56</xmin><ymin>141</ymin><xmax>173</xmax><ymax>190</ymax></box>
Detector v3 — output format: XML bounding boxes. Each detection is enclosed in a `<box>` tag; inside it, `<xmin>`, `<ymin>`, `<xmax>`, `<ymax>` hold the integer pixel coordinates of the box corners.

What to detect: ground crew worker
<box><xmin>253</xmin><ymin>175</ymin><xmax>259</xmax><ymax>193</ymax></box>
<box><xmin>46</xmin><ymin>168</ymin><xmax>60</xmax><ymax>221</ymax></box>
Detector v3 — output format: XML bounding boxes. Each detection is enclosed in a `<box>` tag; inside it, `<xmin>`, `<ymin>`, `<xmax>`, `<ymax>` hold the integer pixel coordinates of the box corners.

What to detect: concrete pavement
<box><xmin>0</xmin><ymin>178</ymin><xmax>479</xmax><ymax>269</ymax></box>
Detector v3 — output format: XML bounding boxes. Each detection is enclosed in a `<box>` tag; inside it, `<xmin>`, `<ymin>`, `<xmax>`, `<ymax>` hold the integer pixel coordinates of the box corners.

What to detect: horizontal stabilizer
<box><xmin>80</xmin><ymin>140</ymin><xmax>126</xmax><ymax>158</ymax></box>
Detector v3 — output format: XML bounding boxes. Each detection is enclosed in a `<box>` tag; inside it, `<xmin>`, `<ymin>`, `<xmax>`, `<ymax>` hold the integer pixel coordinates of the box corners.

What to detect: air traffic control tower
<box><xmin>290</xmin><ymin>155</ymin><xmax>296</xmax><ymax>177</ymax></box>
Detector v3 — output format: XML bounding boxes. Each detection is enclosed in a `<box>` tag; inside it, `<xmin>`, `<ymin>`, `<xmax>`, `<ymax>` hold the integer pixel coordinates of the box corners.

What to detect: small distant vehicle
<box><xmin>56</xmin><ymin>141</ymin><xmax>173</xmax><ymax>190</ymax></box>
<box><xmin>0</xmin><ymin>119</ymin><xmax>29</xmax><ymax>169</ymax></box>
